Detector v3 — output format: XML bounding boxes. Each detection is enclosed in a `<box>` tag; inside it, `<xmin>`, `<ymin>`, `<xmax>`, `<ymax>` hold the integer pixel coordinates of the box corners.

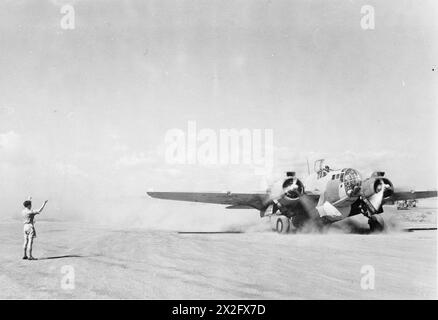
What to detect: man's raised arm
<box><xmin>36</xmin><ymin>200</ymin><xmax>49</xmax><ymax>214</ymax></box>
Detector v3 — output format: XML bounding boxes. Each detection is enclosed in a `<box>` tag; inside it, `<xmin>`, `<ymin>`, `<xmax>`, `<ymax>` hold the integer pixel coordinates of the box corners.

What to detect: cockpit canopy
<box><xmin>314</xmin><ymin>159</ymin><xmax>334</xmax><ymax>179</ymax></box>
<box><xmin>316</xmin><ymin>166</ymin><xmax>333</xmax><ymax>179</ymax></box>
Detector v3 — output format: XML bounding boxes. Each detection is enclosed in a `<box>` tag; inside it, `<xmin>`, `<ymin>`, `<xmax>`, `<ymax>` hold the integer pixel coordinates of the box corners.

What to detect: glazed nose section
<box><xmin>343</xmin><ymin>168</ymin><xmax>362</xmax><ymax>197</ymax></box>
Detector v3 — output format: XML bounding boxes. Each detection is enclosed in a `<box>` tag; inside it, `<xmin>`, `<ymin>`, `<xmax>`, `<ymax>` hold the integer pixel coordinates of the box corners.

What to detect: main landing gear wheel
<box><xmin>368</xmin><ymin>214</ymin><xmax>385</xmax><ymax>233</ymax></box>
<box><xmin>276</xmin><ymin>216</ymin><xmax>290</xmax><ymax>234</ymax></box>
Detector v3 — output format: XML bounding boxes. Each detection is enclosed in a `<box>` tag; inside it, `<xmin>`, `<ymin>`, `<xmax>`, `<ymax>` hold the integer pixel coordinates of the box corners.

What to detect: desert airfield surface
<box><xmin>0</xmin><ymin>201</ymin><xmax>436</xmax><ymax>299</ymax></box>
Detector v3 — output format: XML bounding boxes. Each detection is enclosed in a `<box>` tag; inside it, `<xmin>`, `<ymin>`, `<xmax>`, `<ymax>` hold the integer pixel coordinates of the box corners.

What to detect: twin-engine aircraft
<box><xmin>147</xmin><ymin>160</ymin><xmax>437</xmax><ymax>233</ymax></box>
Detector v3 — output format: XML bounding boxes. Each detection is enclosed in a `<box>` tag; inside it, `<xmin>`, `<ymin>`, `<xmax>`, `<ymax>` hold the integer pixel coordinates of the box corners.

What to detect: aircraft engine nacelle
<box><xmin>361</xmin><ymin>174</ymin><xmax>394</xmax><ymax>199</ymax></box>
<box><xmin>282</xmin><ymin>177</ymin><xmax>305</xmax><ymax>201</ymax></box>
<box><xmin>268</xmin><ymin>176</ymin><xmax>305</xmax><ymax>208</ymax></box>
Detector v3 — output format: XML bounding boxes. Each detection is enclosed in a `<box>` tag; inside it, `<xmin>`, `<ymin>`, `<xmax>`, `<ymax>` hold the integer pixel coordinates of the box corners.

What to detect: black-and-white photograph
<box><xmin>0</xmin><ymin>0</ymin><xmax>436</xmax><ymax>302</ymax></box>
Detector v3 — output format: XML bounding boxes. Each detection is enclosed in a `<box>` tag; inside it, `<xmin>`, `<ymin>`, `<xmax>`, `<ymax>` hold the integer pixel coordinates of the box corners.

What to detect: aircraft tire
<box><xmin>368</xmin><ymin>214</ymin><xmax>385</xmax><ymax>233</ymax></box>
<box><xmin>276</xmin><ymin>216</ymin><xmax>290</xmax><ymax>234</ymax></box>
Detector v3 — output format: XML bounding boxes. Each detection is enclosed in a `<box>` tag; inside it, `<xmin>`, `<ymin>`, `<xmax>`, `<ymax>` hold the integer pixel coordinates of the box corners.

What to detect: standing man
<box><xmin>22</xmin><ymin>198</ymin><xmax>48</xmax><ymax>260</ymax></box>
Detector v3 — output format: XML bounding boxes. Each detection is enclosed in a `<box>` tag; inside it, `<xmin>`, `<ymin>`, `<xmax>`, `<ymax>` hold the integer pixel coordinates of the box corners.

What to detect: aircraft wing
<box><xmin>147</xmin><ymin>192</ymin><xmax>269</xmax><ymax>210</ymax></box>
<box><xmin>389</xmin><ymin>190</ymin><xmax>437</xmax><ymax>201</ymax></box>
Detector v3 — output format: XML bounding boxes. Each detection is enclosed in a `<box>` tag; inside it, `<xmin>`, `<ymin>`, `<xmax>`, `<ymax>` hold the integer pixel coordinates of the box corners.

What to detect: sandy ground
<box><xmin>0</xmin><ymin>203</ymin><xmax>436</xmax><ymax>299</ymax></box>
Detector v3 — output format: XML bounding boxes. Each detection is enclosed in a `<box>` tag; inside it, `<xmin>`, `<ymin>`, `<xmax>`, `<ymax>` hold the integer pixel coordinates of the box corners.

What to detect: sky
<box><xmin>0</xmin><ymin>0</ymin><xmax>437</xmax><ymax>227</ymax></box>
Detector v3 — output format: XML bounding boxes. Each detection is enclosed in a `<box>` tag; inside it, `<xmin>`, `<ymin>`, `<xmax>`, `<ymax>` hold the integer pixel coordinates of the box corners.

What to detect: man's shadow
<box><xmin>37</xmin><ymin>254</ymin><xmax>86</xmax><ymax>260</ymax></box>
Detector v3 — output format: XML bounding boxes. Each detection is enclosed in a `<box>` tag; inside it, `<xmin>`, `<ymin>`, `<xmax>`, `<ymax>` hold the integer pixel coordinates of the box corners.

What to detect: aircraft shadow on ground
<box><xmin>327</xmin><ymin>221</ymin><xmax>372</xmax><ymax>234</ymax></box>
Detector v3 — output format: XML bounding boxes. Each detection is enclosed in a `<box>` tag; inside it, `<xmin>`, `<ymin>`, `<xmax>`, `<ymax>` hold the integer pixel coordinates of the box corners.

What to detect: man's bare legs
<box><xmin>28</xmin><ymin>236</ymin><xmax>35</xmax><ymax>260</ymax></box>
<box><xmin>23</xmin><ymin>236</ymin><xmax>28</xmax><ymax>259</ymax></box>
<box><xmin>23</xmin><ymin>234</ymin><xmax>35</xmax><ymax>260</ymax></box>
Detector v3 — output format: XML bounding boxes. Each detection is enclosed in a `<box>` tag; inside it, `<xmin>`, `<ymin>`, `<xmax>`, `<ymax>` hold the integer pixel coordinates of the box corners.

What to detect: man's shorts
<box><xmin>23</xmin><ymin>223</ymin><xmax>36</xmax><ymax>240</ymax></box>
